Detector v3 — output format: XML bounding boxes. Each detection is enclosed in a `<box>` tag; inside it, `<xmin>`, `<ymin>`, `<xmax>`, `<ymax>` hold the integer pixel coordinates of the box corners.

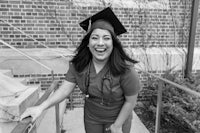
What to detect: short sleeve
<box><xmin>120</xmin><ymin>67</ymin><xmax>142</xmax><ymax>96</ymax></box>
<box><xmin>65</xmin><ymin>62</ymin><xmax>77</xmax><ymax>83</ymax></box>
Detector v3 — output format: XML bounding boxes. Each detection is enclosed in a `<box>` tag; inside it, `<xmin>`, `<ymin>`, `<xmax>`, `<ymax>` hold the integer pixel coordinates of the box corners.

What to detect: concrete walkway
<box><xmin>37</xmin><ymin>107</ymin><xmax>149</xmax><ymax>133</ymax></box>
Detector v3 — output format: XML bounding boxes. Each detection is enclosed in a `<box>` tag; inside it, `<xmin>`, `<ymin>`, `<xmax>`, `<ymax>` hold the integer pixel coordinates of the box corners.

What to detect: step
<box><xmin>0</xmin><ymin>48</ymin><xmax>73</xmax><ymax>75</ymax></box>
<box><xmin>36</xmin><ymin>107</ymin><xmax>150</xmax><ymax>133</ymax></box>
<box><xmin>0</xmin><ymin>69</ymin><xmax>12</xmax><ymax>77</ymax></box>
<box><xmin>0</xmin><ymin>84</ymin><xmax>41</xmax><ymax>123</ymax></box>
<box><xmin>64</xmin><ymin>108</ymin><xmax>150</xmax><ymax>133</ymax></box>
<box><xmin>0</xmin><ymin>69</ymin><xmax>30</xmax><ymax>85</ymax></box>
<box><xmin>0</xmin><ymin>84</ymin><xmax>41</xmax><ymax>133</ymax></box>
<box><xmin>12</xmin><ymin>77</ymin><xmax>29</xmax><ymax>85</ymax></box>
<box><xmin>0</xmin><ymin>73</ymin><xmax>30</xmax><ymax>97</ymax></box>
<box><xmin>12</xmin><ymin>77</ymin><xmax>37</xmax><ymax>86</ymax></box>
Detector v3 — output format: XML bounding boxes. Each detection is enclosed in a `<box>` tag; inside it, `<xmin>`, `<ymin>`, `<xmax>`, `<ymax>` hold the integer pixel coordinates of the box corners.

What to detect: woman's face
<box><xmin>88</xmin><ymin>28</ymin><xmax>113</xmax><ymax>63</ymax></box>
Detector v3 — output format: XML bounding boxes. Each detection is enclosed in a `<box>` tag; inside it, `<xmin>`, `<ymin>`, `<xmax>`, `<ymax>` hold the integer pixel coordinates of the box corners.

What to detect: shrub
<box><xmin>135</xmin><ymin>69</ymin><xmax>200</xmax><ymax>133</ymax></box>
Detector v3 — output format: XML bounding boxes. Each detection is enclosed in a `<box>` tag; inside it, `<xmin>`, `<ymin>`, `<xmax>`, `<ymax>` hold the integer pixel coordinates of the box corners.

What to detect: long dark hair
<box><xmin>71</xmin><ymin>29</ymin><xmax>138</xmax><ymax>76</ymax></box>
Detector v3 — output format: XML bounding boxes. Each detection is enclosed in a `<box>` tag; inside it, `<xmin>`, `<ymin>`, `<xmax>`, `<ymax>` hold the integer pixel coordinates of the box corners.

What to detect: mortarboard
<box><xmin>79</xmin><ymin>7</ymin><xmax>127</xmax><ymax>36</ymax></box>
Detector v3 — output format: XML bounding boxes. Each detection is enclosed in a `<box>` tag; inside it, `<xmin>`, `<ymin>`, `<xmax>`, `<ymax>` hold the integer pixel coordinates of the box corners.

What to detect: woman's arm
<box><xmin>110</xmin><ymin>67</ymin><xmax>142</xmax><ymax>132</ymax></box>
<box><xmin>40</xmin><ymin>80</ymin><xmax>75</xmax><ymax>111</ymax></box>
<box><xmin>111</xmin><ymin>94</ymin><xmax>138</xmax><ymax>131</ymax></box>
<box><xmin>20</xmin><ymin>80</ymin><xmax>76</xmax><ymax>122</ymax></box>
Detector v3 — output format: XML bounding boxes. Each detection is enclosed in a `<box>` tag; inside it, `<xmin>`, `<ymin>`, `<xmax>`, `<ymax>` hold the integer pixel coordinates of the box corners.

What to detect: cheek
<box><xmin>108</xmin><ymin>43</ymin><xmax>113</xmax><ymax>52</ymax></box>
<box><xmin>88</xmin><ymin>45</ymin><xmax>94</xmax><ymax>53</ymax></box>
<box><xmin>88</xmin><ymin>40</ymin><xmax>92</xmax><ymax>48</ymax></box>
<box><xmin>109</xmin><ymin>47</ymin><xmax>113</xmax><ymax>56</ymax></box>
<box><xmin>88</xmin><ymin>39</ymin><xmax>94</xmax><ymax>48</ymax></box>
<box><xmin>109</xmin><ymin>40</ymin><xmax>113</xmax><ymax>48</ymax></box>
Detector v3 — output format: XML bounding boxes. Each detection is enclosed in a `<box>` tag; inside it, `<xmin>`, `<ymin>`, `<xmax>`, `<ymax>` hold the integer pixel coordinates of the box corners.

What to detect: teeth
<box><xmin>95</xmin><ymin>48</ymin><xmax>106</xmax><ymax>52</ymax></box>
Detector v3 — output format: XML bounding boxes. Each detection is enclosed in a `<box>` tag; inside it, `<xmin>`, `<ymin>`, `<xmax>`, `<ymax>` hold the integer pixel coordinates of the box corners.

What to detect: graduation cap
<box><xmin>79</xmin><ymin>7</ymin><xmax>127</xmax><ymax>36</ymax></box>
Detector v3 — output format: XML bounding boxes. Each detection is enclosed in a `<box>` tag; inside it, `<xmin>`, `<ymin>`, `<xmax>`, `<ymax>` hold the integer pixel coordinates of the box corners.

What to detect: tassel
<box><xmin>87</xmin><ymin>18</ymin><xmax>92</xmax><ymax>32</ymax></box>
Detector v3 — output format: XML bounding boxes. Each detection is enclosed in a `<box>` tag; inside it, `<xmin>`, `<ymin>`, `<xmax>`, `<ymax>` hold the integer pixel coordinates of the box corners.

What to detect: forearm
<box><xmin>113</xmin><ymin>95</ymin><xmax>138</xmax><ymax>127</ymax></box>
<box><xmin>40</xmin><ymin>81</ymin><xmax>75</xmax><ymax>111</ymax></box>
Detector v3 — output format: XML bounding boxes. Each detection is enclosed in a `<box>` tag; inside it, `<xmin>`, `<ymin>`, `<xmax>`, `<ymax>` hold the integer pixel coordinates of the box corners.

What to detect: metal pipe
<box><xmin>51</xmin><ymin>70</ymin><xmax>55</xmax><ymax>81</ymax></box>
<box><xmin>155</xmin><ymin>80</ymin><xmax>163</xmax><ymax>133</ymax></box>
<box><xmin>135</xmin><ymin>68</ymin><xmax>200</xmax><ymax>133</ymax></box>
<box><xmin>55</xmin><ymin>103</ymin><xmax>60</xmax><ymax>133</ymax></box>
<box><xmin>0</xmin><ymin>20</ymin><xmax>74</xmax><ymax>59</ymax></box>
<box><xmin>185</xmin><ymin>0</ymin><xmax>199</xmax><ymax>77</ymax></box>
<box><xmin>0</xmin><ymin>39</ymin><xmax>52</xmax><ymax>72</ymax></box>
<box><xmin>136</xmin><ymin>68</ymin><xmax>200</xmax><ymax>98</ymax></box>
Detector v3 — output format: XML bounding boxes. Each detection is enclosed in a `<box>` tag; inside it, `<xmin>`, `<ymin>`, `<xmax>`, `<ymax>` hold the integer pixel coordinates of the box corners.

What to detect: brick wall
<box><xmin>0</xmin><ymin>0</ymin><xmax>196</xmax><ymax>49</ymax></box>
<box><xmin>0</xmin><ymin>0</ymin><xmax>199</xmax><ymax>107</ymax></box>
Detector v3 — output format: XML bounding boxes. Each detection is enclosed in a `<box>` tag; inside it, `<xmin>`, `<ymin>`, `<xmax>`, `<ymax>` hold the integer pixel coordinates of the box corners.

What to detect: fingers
<box><xmin>31</xmin><ymin>115</ymin><xmax>37</xmax><ymax>122</ymax></box>
<box><xmin>20</xmin><ymin>106</ymin><xmax>43</xmax><ymax>123</ymax></box>
<box><xmin>20</xmin><ymin>116</ymin><xmax>33</xmax><ymax>123</ymax></box>
<box><xmin>105</xmin><ymin>127</ymin><xmax>110</xmax><ymax>131</ymax></box>
<box><xmin>108</xmin><ymin>124</ymin><xmax>123</xmax><ymax>133</ymax></box>
<box><xmin>20</xmin><ymin>108</ymin><xmax>35</xmax><ymax>122</ymax></box>
<box><xmin>20</xmin><ymin>109</ymin><xmax>32</xmax><ymax>121</ymax></box>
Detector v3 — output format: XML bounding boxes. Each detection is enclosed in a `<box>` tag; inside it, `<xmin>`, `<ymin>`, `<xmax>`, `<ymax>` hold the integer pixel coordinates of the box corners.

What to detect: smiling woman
<box><xmin>20</xmin><ymin>7</ymin><xmax>142</xmax><ymax>133</ymax></box>
<box><xmin>71</xmin><ymin>7</ymin><xmax>141</xmax><ymax>133</ymax></box>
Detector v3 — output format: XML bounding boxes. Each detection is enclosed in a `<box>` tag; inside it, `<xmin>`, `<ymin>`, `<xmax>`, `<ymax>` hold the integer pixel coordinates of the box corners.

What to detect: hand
<box><xmin>20</xmin><ymin>106</ymin><xmax>43</xmax><ymax>122</ymax></box>
<box><xmin>109</xmin><ymin>124</ymin><xmax>123</xmax><ymax>133</ymax></box>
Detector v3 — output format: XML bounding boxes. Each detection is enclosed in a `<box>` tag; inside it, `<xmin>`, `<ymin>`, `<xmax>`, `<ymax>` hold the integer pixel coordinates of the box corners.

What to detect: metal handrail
<box><xmin>0</xmin><ymin>40</ymin><xmax>52</xmax><ymax>72</ymax></box>
<box><xmin>0</xmin><ymin>18</ymin><xmax>76</xmax><ymax>133</ymax></box>
<box><xmin>138</xmin><ymin>68</ymin><xmax>200</xmax><ymax>97</ymax></box>
<box><xmin>0</xmin><ymin>16</ymin><xmax>77</xmax><ymax>133</ymax></box>
<box><xmin>2</xmin><ymin>18</ymin><xmax>75</xmax><ymax>108</ymax></box>
<box><xmin>0</xmin><ymin>39</ymin><xmax>61</xmax><ymax>133</ymax></box>
<box><xmin>0</xmin><ymin>20</ymin><xmax>75</xmax><ymax>59</ymax></box>
<box><xmin>136</xmin><ymin>68</ymin><xmax>200</xmax><ymax>133</ymax></box>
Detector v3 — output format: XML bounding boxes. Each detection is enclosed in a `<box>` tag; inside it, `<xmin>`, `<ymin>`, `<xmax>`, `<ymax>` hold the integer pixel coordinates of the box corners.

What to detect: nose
<box><xmin>98</xmin><ymin>38</ymin><xmax>104</xmax><ymax>46</ymax></box>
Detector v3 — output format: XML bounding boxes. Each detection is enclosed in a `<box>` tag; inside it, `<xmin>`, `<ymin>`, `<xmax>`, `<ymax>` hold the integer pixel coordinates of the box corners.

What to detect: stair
<box><xmin>0</xmin><ymin>69</ymin><xmax>150</xmax><ymax>133</ymax></box>
<box><xmin>12</xmin><ymin>77</ymin><xmax>29</xmax><ymax>85</ymax></box>
<box><xmin>64</xmin><ymin>108</ymin><xmax>150</xmax><ymax>133</ymax></box>
<box><xmin>0</xmin><ymin>69</ymin><xmax>29</xmax><ymax>85</ymax></box>
<box><xmin>37</xmin><ymin>107</ymin><xmax>150</xmax><ymax>133</ymax></box>
<box><xmin>0</xmin><ymin>69</ymin><xmax>41</xmax><ymax>133</ymax></box>
<box><xmin>0</xmin><ymin>69</ymin><xmax>13</xmax><ymax>77</ymax></box>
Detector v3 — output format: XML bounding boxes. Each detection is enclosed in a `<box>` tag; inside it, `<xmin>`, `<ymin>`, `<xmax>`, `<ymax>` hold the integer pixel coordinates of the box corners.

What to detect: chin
<box><xmin>96</xmin><ymin>58</ymin><xmax>106</xmax><ymax>61</ymax></box>
<box><xmin>94</xmin><ymin>57</ymin><xmax>108</xmax><ymax>62</ymax></box>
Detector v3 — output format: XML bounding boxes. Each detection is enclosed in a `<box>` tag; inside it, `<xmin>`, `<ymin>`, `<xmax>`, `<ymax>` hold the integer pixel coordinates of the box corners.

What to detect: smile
<box><xmin>95</xmin><ymin>48</ymin><xmax>107</xmax><ymax>52</ymax></box>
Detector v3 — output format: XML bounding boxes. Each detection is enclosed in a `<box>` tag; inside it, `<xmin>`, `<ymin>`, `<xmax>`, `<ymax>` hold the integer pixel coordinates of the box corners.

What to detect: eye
<box><xmin>91</xmin><ymin>36</ymin><xmax>98</xmax><ymax>40</ymax></box>
<box><xmin>103</xmin><ymin>35</ymin><xmax>111</xmax><ymax>41</ymax></box>
<box><xmin>104</xmin><ymin>37</ymin><xmax>111</xmax><ymax>41</ymax></box>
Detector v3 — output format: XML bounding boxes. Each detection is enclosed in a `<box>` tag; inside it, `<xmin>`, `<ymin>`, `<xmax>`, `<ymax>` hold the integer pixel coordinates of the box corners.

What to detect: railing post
<box><xmin>54</xmin><ymin>75</ymin><xmax>60</xmax><ymax>133</ymax></box>
<box><xmin>55</xmin><ymin>103</ymin><xmax>60</xmax><ymax>133</ymax></box>
<box><xmin>155</xmin><ymin>80</ymin><xmax>163</xmax><ymax>133</ymax></box>
<box><xmin>51</xmin><ymin>70</ymin><xmax>54</xmax><ymax>81</ymax></box>
<box><xmin>51</xmin><ymin>70</ymin><xmax>60</xmax><ymax>133</ymax></box>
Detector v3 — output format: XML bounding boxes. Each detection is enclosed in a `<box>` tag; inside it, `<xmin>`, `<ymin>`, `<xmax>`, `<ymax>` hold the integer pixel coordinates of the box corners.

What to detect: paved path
<box><xmin>37</xmin><ymin>107</ymin><xmax>149</xmax><ymax>133</ymax></box>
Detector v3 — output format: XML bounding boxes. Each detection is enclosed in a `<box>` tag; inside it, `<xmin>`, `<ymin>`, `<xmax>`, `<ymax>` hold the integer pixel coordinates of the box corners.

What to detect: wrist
<box><xmin>112</xmin><ymin>123</ymin><xmax>122</xmax><ymax>129</ymax></box>
<box><xmin>40</xmin><ymin>102</ymin><xmax>48</xmax><ymax>111</ymax></box>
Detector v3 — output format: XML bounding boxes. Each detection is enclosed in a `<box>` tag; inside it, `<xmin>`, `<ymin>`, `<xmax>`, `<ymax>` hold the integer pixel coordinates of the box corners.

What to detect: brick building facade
<box><xmin>0</xmin><ymin>0</ymin><xmax>199</xmax><ymax>106</ymax></box>
<box><xmin>0</xmin><ymin>0</ymin><xmax>196</xmax><ymax>48</ymax></box>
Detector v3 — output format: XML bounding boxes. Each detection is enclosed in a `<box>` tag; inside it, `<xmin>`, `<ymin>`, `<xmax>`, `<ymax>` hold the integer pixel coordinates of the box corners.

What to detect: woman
<box><xmin>21</xmin><ymin>7</ymin><xmax>142</xmax><ymax>133</ymax></box>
